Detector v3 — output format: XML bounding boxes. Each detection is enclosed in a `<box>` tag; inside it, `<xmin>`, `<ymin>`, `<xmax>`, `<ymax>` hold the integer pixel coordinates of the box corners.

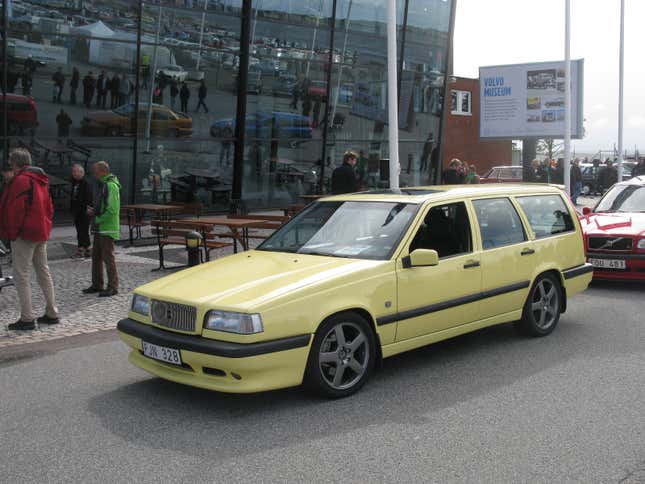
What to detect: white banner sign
<box><xmin>479</xmin><ymin>60</ymin><xmax>584</xmax><ymax>139</ymax></box>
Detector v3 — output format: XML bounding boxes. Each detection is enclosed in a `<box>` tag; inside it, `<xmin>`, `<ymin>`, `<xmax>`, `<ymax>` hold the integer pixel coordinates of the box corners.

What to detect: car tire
<box><xmin>515</xmin><ymin>273</ymin><xmax>562</xmax><ymax>337</ymax></box>
<box><xmin>305</xmin><ymin>312</ymin><xmax>376</xmax><ymax>398</ymax></box>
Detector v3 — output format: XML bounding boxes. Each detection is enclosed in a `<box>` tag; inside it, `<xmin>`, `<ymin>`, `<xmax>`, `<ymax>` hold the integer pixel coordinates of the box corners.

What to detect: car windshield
<box><xmin>595</xmin><ymin>185</ymin><xmax>645</xmax><ymax>213</ymax></box>
<box><xmin>258</xmin><ymin>201</ymin><xmax>419</xmax><ymax>260</ymax></box>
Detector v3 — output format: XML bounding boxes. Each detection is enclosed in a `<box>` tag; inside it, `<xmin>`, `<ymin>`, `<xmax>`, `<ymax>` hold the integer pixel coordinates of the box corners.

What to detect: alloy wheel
<box><xmin>530</xmin><ymin>279</ymin><xmax>559</xmax><ymax>330</ymax></box>
<box><xmin>318</xmin><ymin>322</ymin><xmax>370</xmax><ymax>390</ymax></box>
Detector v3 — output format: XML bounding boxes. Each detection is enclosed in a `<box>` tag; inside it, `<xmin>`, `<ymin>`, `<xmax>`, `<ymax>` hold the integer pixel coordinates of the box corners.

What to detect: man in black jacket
<box><xmin>331</xmin><ymin>150</ymin><xmax>359</xmax><ymax>194</ymax></box>
<box><xmin>70</xmin><ymin>164</ymin><xmax>93</xmax><ymax>258</ymax></box>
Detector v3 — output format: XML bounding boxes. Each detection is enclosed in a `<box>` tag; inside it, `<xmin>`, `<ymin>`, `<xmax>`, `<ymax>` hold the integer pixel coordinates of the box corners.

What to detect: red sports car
<box><xmin>580</xmin><ymin>175</ymin><xmax>645</xmax><ymax>280</ymax></box>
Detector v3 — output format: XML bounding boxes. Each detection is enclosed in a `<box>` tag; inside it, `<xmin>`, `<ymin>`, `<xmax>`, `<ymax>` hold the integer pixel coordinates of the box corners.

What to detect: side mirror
<box><xmin>582</xmin><ymin>207</ymin><xmax>592</xmax><ymax>215</ymax></box>
<box><xmin>403</xmin><ymin>249</ymin><xmax>439</xmax><ymax>268</ymax></box>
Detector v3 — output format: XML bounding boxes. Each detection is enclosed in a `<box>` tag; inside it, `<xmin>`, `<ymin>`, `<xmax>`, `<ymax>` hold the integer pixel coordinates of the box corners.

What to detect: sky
<box><xmin>453</xmin><ymin>0</ymin><xmax>645</xmax><ymax>154</ymax></box>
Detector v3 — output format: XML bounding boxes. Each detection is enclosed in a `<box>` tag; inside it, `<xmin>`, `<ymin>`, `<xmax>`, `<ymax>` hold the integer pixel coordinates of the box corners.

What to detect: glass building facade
<box><xmin>1</xmin><ymin>0</ymin><xmax>454</xmax><ymax>217</ymax></box>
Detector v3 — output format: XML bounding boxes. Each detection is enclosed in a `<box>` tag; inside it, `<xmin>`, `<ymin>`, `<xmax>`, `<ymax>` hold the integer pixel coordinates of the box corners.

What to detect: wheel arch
<box><xmin>532</xmin><ymin>268</ymin><xmax>567</xmax><ymax>314</ymax></box>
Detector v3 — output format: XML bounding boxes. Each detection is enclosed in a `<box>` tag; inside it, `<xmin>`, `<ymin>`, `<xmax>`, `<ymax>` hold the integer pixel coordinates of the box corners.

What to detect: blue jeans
<box><xmin>572</xmin><ymin>181</ymin><xmax>582</xmax><ymax>205</ymax></box>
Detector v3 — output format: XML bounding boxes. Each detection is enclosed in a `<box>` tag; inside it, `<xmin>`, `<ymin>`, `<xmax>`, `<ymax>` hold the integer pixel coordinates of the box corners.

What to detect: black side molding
<box><xmin>562</xmin><ymin>263</ymin><xmax>594</xmax><ymax>280</ymax></box>
<box><xmin>117</xmin><ymin>318</ymin><xmax>311</xmax><ymax>358</ymax></box>
<box><xmin>376</xmin><ymin>280</ymin><xmax>530</xmax><ymax>326</ymax></box>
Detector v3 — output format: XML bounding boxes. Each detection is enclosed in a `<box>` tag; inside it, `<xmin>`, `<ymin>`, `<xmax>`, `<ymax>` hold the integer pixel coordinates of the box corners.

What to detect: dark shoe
<box><xmin>82</xmin><ymin>286</ymin><xmax>102</xmax><ymax>294</ymax></box>
<box><xmin>99</xmin><ymin>289</ymin><xmax>118</xmax><ymax>297</ymax></box>
<box><xmin>37</xmin><ymin>315</ymin><xmax>60</xmax><ymax>325</ymax></box>
<box><xmin>8</xmin><ymin>320</ymin><xmax>36</xmax><ymax>331</ymax></box>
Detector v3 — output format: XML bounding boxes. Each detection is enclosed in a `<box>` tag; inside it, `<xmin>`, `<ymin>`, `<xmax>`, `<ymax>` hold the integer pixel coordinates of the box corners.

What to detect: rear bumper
<box><xmin>117</xmin><ymin>318</ymin><xmax>312</xmax><ymax>393</ymax></box>
<box><xmin>586</xmin><ymin>252</ymin><xmax>645</xmax><ymax>281</ymax></box>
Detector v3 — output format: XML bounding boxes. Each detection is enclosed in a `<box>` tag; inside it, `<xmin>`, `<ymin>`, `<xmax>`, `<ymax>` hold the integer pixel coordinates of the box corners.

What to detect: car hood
<box><xmin>136</xmin><ymin>250</ymin><xmax>381</xmax><ymax>310</ymax></box>
<box><xmin>581</xmin><ymin>212</ymin><xmax>645</xmax><ymax>237</ymax></box>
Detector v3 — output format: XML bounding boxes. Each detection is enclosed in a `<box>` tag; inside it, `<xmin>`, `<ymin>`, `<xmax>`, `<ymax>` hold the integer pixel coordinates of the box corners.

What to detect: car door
<box><xmin>395</xmin><ymin>201</ymin><xmax>483</xmax><ymax>342</ymax></box>
<box><xmin>471</xmin><ymin>197</ymin><xmax>535</xmax><ymax>320</ymax></box>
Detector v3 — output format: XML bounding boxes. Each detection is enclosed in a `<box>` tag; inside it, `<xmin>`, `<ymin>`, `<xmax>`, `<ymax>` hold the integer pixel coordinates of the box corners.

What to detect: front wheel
<box><xmin>515</xmin><ymin>274</ymin><xmax>562</xmax><ymax>337</ymax></box>
<box><xmin>305</xmin><ymin>313</ymin><xmax>376</xmax><ymax>398</ymax></box>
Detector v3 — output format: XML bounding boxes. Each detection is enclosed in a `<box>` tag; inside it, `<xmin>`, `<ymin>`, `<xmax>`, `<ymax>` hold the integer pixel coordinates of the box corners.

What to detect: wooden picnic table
<box><xmin>182</xmin><ymin>216</ymin><xmax>265</xmax><ymax>253</ymax></box>
<box><xmin>121</xmin><ymin>203</ymin><xmax>182</xmax><ymax>245</ymax></box>
<box><xmin>33</xmin><ymin>139</ymin><xmax>75</xmax><ymax>167</ymax></box>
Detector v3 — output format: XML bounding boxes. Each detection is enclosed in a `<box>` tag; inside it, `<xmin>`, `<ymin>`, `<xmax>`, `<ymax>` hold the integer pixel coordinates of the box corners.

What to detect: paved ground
<box><xmin>0</xmin><ymin>279</ymin><xmax>643</xmax><ymax>483</ymax></box>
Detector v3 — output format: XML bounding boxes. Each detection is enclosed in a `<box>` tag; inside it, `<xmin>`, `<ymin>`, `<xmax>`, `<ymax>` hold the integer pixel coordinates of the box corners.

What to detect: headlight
<box><xmin>204</xmin><ymin>310</ymin><xmax>263</xmax><ymax>334</ymax></box>
<box><xmin>637</xmin><ymin>239</ymin><xmax>645</xmax><ymax>249</ymax></box>
<box><xmin>131</xmin><ymin>294</ymin><xmax>150</xmax><ymax>316</ymax></box>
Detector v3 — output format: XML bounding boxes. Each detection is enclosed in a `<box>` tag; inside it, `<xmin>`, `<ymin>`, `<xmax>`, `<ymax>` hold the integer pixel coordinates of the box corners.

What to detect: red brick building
<box><xmin>442</xmin><ymin>77</ymin><xmax>513</xmax><ymax>175</ymax></box>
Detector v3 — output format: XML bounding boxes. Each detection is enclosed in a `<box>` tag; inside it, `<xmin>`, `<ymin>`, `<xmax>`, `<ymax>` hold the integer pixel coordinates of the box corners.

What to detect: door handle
<box><xmin>463</xmin><ymin>260</ymin><xmax>480</xmax><ymax>269</ymax></box>
<box><xmin>521</xmin><ymin>248</ymin><xmax>535</xmax><ymax>256</ymax></box>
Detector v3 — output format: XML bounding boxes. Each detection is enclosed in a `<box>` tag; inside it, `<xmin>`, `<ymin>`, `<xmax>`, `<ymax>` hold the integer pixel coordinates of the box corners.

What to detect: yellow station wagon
<box><xmin>117</xmin><ymin>185</ymin><xmax>593</xmax><ymax>397</ymax></box>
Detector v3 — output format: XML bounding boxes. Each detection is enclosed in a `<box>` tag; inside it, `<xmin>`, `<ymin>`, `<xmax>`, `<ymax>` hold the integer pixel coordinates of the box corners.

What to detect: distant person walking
<box><xmin>169</xmin><ymin>80</ymin><xmax>179</xmax><ymax>110</ymax></box>
<box><xmin>0</xmin><ymin>149</ymin><xmax>59</xmax><ymax>330</ymax></box>
<box><xmin>420</xmin><ymin>133</ymin><xmax>434</xmax><ymax>172</ymax></box>
<box><xmin>570</xmin><ymin>158</ymin><xmax>583</xmax><ymax>205</ymax></box>
<box><xmin>110</xmin><ymin>73</ymin><xmax>120</xmax><ymax>109</ymax></box>
<box><xmin>119</xmin><ymin>74</ymin><xmax>129</xmax><ymax>106</ymax></box>
<box><xmin>84</xmin><ymin>161</ymin><xmax>121</xmax><ymax>298</ymax></box>
<box><xmin>82</xmin><ymin>71</ymin><xmax>96</xmax><ymax>108</ymax></box>
<box><xmin>55</xmin><ymin>109</ymin><xmax>72</xmax><ymax>138</ymax></box>
<box><xmin>331</xmin><ymin>150</ymin><xmax>360</xmax><ymax>194</ymax></box>
<box><xmin>70</xmin><ymin>164</ymin><xmax>93</xmax><ymax>259</ymax></box>
<box><xmin>96</xmin><ymin>71</ymin><xmax>108</xmax><ymax>109</ymax></box>
<box><xmin>195</xmin><ymin>80</ymin><xmax>208</xmax><ymax>113</ymax></box>
<box><xmin>179</xmin><ymin>82</ymin><xmax>190</xmax><ymax>112</ymax></box>
<box><xmin>69</xmin><ymin>67</ymin><xmax>80</xmax><ymax>105</ymax></box>
<box><xmin>52</xmin><ymin>67</ymin><xmax>65</xmax><ymax>104</ymax></box>
<box><xmin>219</xmin><ymin>123</ymin><xmax>233</xmax><ymax>166</ymax></box>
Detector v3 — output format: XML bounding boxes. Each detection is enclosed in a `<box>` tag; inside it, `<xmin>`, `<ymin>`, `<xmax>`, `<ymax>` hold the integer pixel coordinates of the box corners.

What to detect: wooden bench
<box><xmin>150</xmin><ymin>220</ymin><xmax>231</xmax><ymax>270</ymax></box>
<box><xmin>222</xmin><ymin>214</ymin><xmax>289</xmax><ymax>242</ymax></box>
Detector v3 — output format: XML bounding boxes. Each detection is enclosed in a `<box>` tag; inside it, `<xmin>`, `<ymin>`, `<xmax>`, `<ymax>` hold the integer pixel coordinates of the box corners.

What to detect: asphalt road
<box><xmin>1</xmin><ymin>280</ymin><xmax>644</xmax><ymax>483</ymax></box>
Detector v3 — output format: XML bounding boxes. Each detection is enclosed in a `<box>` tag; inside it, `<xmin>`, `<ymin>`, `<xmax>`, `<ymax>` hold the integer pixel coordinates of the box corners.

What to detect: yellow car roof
<box><xmin>320</xmin><ymin>184</ymin><xmax>565</xmax><ymax>204</ymax></box>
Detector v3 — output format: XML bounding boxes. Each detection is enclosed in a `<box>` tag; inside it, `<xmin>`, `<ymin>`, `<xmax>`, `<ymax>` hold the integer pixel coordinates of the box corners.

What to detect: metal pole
<box><xmin>563</xmin><ymin>0</ymin><xmax>571</xmax><ymax>192</ymax></box>
<box><xmin>195</xmin><ymin>0</ymin><xmax>208</xmax><ymax>71</ymax></box>
<box><xmin>305</xmin><ymin>0</ymin><xmax>324</xmax><ymax>79</ymax></box>
<box><xmin>386</xmin><ymin>0</ymin><xmax>399</xmax><ymax>189</ymax></box>
<box><xmin>617</xmin><ymin>0</ymin><xmax>625</xmax><ymax>180</ymax></box>
<box><xmin>329</xmin><ymin>0</ymin><xmax>352</xmax><ymax>134</ymax></box>
<box><xmin>145</xmin><ymin>3</ymin><xmax>162</xmax><ymax>153</ymax></box>
<box><xmin>2</xmin><ymin>0</ymin><xmax>8</xmax><ymax>166</ymax></box>
<box><xmin>131</xmin><ymin>0</ymin><xmax>144</xmax><ymax>204</ymax></box>
<box><xmin>319</xmin><ymin>0</ymin><xmax>337</xmax><ymax>194</ymax></box>
<box><xmin>250</xmin><ymin>0</ymin><xmax>261</xmax><ymax>48</ymax></box>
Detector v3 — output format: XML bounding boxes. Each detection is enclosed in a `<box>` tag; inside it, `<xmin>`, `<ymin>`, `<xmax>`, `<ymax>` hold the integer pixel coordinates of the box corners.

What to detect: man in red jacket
<box><xmin>0</xmin><ymin>149</ymin><xmax>59</xmax><ymax>330</ymax></box>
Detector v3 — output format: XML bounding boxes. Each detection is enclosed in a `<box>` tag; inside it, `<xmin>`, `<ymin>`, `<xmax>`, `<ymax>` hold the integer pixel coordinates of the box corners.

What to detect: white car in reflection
<box><xmin>157</xmin><ymin>65</ymin><xmax>187</xmax><ymax>82</ymax></box>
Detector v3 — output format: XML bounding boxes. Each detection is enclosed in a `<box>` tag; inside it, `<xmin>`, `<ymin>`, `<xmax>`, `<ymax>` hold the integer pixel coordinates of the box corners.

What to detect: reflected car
<box><xmin>117</xmin><ymin>185</ymin><xmax>592</xmax><ymax>397</ymax></box>
<box><xmin>580</xmin><ymin>176</ymin><xmax>645</xmax><ymax>280</ymax></box>
<box><xmin>81</xmin><ymin>103</ymin><xmax>192</xmax><ymax>137</ymax></box>
<box><xmin>0</xmin><ymin>93</ymin><xmax>38</xmax><ymax>135</ymax></box>
<box><xmin>210</xmin><ymin>112</ymin><xmax>312</xmax><ymax>140</ymax></box>
<box><xmin>157</xmin><ymin>64</ymin><xmax>188</xmax><ymax>82</ymax></box>
<box><xmin>480</xmin><ymin>166</ymin><xmax>523</xmax><ymax>183</ymax></box>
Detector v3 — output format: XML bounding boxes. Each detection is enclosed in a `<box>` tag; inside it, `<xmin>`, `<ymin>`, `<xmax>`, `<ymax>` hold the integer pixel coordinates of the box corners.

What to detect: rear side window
<box><xmin>472</xmin><ymin>198</ymin><xmax>527</xmax><ymax>249</ymax></box>
<box><xmin>516</xmin><ymin>195</ymin><xmax>574</xmax><ymax>238</ymax></box>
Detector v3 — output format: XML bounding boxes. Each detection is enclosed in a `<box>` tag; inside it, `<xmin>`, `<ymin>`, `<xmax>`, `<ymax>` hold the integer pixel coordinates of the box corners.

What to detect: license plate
<box><xmin>142</xmin><ymin>341</ymin><xmax>183</xmax><ymax>366</ymax></box>
<box><xmin>589</xmin><ymin>258</ymin><xmax>626</xmax><ymax>270</ymax></box>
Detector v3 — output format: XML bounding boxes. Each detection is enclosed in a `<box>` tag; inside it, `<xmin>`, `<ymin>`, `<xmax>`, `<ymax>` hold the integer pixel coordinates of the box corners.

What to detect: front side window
<box><xmin>473</xmin><ymin>198</ymin><xmax>527</xmax><ymax>249</ymax></box>
<box><xmin>595</xmin><ymin>184</ymin><xmax>645</xmax><ymax>213</ymax></box>
<box><xmin>409</xmin><ymin>202</ymin><xmax>472</xmax><ymax>258</ymax></box>
<box><xmin>259</xmin><ymin>201</ymin><xmax>419</xmax><ymax>260</ymax></box>
<box><xmin>516</xmin><ymin>195</ymin><xmax>574</xmax><ymax>238</ymax></box>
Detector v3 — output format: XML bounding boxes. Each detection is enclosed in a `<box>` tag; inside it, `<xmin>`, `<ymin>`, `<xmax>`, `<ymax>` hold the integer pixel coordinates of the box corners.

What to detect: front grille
<box><xmin>150</xmin><ymin>300</ymin><xmax>196</xmax><ymax>332</ymax></box>
<box><xmin>588</xmin><ymin>236</ymin><xmax>632</xmax><ymax>251</ymax></box>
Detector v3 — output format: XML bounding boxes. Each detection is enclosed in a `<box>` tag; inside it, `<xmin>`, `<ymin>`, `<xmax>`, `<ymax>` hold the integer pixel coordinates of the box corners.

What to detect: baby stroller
<box><xmin>0</xmin><ymin>241</ymin><xmax>13</xmax><ymax>292</ymax></box>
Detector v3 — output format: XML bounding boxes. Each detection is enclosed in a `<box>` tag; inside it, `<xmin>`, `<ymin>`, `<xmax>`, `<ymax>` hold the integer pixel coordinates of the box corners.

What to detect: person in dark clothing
<box><xmin>152</xmin><ymin>85</ymin><xmax>163</xmax><ymax>104</ymax></box>
<box><xmin>69</xmin><ymin>67</ymin><xmax>80</xmax><ymax>105</ymax></box>
<box><xmin>179</xmin><ymin>82</ymin><xmax>190</xmax><ymax>112</ymax></box>
<box><xmin>570</xmin><ymin>158</ymin><xmax>583</xmax><ymax>205</ymax></box>
<box><xmin>109</xmin><ymin>73</ymin><xmax>120</xmax><ymax>109</ymax></box>
<box><xmin>21</xmin><ymin>71</ymin><xmax>32</xmax><ymax>96</ymax></box>
<box><xmin>52</xmin><ymin>67</ymin><xmax>65</xmax><ymax>104</ymax></box>
<box><xmin>312</xmin><ymin>99</ymin><xmax>321</xmax><ymax>128</ymax></box>
<box><xmin>598</xmin><ymin>160</ymin><xmax>618</xmax><ymax>191</ymax></box>
<box><xmin>331</xmin><ymin>150</ymin><xmax>360</xmax><ymax>194</ymax></box>
<box><xmin>169</xmin><ymin>80</ymin><xmax>179</xmax><ymax>110</ymax></box>
<box><xmin>219</xmin><ymin>123</ymin><xmax>233</xmax><ymax>166</ymax></box>
<box><xmin>420</xmin><ymin>132</ymin><xmax>434</xmax><ymax>172</ymax></box>
<box><xmin>96</xmin><ymin>71</ymin><xmax>107</xmax><ymax>108</ymax></box>
<box><xmin>443</xmin><ymin>158</ymin><xmax>465</xmax><ymax>184</ymax></box>
<box><xmin>55</xmin><ymin>109</ymin><xmax>72</xmax><ymax>138</ymax></box>
<box><xmin>631</xmin><ymin>159</ymin><xmax>645</xmax><ymax>178</ymax></box>
<box><xmin>24</xmin><ymin>56</ymin><xmax>37</xmax><ymax>77</ymax></box>
<box><xmin>302</xmin><ymin>95</ymin><xmax>312</xmax><ymax>117</ymax></box>
<box><xmin>82</xmin><ymin>72</ymin><xmax>96</xmax><ymax>108</ymax></box>
<box><xmin>195</xmin><ymin>80</ymin><xmax>208</xmax><ymax>112</ymax></box>
<box><xmin>70</xmin><ymin>164</ymin><xmax>93</xmax><ymax>258</ymax></box>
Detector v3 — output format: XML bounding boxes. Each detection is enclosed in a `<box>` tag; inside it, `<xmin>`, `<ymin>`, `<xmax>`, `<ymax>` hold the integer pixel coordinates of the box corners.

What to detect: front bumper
<box><xmin>117</xmin><ymin>318</ymin><xmax>312</xmax><ymax>393</ymax></box>
<box><xmin>586</xmin><ymin>252</ymin><xmax>645</xmax><ymax>281</ymax></box>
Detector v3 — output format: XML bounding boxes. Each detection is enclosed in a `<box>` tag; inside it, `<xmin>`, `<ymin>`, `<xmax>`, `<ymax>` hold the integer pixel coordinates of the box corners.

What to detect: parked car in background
<box><xmin>308</xmin><ymin>80</ymin><xmax>328</xmax><ymax>100</ymax></box>
<box><xmin>480</xmin><ymin>166</ymin><xmax>523</xmax><ymax>183</ymax></box>
<box><xmin>580</xmin><ymin>175</ymin><xmax>645</xmax><ymax>280</ymax></box>
<box><xmin>0</xmin><ymin>93</ymin><xmax>38</xmax><ymax>135</ymax></box>
<box><xmin>117</xmin><ymin>184</ymin><xmax>592</xmax><ymax>397</ymax></box>
<box><xmin>157</xmin><ymin>64</ymin><xmax>188</xmax><ymax>82</ymax></box>
<box><xmin>210</xmin><ymin>112</ymin><xmax>312</xmax><ymax>140</ymax></box>
<box><xmin>81</xmin><ymin>103</ymin><xmax>192</xmax><ymax>137</ymax></box>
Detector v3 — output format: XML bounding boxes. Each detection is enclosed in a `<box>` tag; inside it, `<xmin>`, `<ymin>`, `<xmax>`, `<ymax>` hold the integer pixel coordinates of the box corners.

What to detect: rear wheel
<box><xmin>515</xmin><ymin>274</ymin><xmax>562</xmax><ymax>337</ymax></box>
<box><xmin>305</xmin><ymin>312</ymin><xmax>375</xmax><ymax>398</ymax></box>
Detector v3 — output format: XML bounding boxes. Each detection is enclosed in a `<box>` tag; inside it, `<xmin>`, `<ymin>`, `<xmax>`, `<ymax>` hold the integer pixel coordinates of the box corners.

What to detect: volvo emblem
<box><xmin>152</xmin><ymin>301</ymin><xmax>169</xmax><ymax>323</ymax></box>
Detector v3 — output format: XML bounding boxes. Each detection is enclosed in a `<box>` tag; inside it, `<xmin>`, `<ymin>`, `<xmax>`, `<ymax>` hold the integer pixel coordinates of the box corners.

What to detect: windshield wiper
<box><xmin>298</xmin><ymin>249</ymin><xmax>354</xmax><ymax>259</ymax></box>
